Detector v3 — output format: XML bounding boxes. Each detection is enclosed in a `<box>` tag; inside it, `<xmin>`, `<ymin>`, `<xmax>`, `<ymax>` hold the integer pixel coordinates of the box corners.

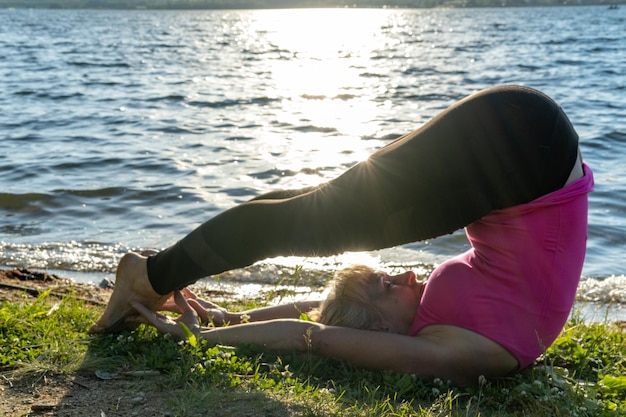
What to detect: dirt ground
<box><xmin>0</xmin><ymin>268</ymin><xmax>181</xmax><ymax>417</ymax></box>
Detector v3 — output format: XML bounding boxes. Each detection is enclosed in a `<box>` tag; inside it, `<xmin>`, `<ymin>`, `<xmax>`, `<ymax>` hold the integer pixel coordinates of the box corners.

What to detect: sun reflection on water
<box><xmin>228</xmin><ymin>9</ymin><xmax>400</xmax><ymax>188</ymax></box>
<box><xmin>250</xmin><ymin>8</ymin><xmax>395</xmax><ymax>132</ymax></box>
<box><xmin>253</xmin><ymin>8</ymin><xmax>391</xmax><ymax>60</ymax></box>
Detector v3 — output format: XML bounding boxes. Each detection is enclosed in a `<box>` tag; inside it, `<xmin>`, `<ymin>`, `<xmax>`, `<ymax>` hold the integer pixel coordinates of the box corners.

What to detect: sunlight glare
<box><xmin>255</xmin><ymin>9</ymin><xmax>389</xmax><ymax>60</ymax></box>
<box><xmin>251</xmin><ymin>8</ymin><xmax>392</xmax><ymax>130</ymax></box>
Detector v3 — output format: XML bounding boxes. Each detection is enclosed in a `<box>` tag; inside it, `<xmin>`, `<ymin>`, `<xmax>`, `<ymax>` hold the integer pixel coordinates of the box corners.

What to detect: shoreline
<box><xmin>1</xmin><ymin>266</ymin><xmax>624</xmax><ymax>323</ymax></box>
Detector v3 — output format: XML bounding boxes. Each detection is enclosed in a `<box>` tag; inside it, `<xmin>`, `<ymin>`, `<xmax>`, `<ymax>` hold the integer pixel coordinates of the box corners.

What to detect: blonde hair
<box><xmin>310</xmin><ymin>264</ymin><xmax>383</xmax><ymax>329</ymax></box>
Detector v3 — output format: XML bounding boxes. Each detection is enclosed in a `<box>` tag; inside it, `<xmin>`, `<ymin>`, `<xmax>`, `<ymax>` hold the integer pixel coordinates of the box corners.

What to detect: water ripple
<box><xmin>0</xmin><ymin>6</ymin><xmax>624</xmax><ymax>286</ymax></box>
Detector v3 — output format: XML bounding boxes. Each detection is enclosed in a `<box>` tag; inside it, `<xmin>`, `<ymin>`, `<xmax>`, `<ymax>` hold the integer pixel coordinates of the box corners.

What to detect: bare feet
<box><xmin>89</xmin><ymin>251</ymin><xmax>169</xmax><ymax>334</ymax></box>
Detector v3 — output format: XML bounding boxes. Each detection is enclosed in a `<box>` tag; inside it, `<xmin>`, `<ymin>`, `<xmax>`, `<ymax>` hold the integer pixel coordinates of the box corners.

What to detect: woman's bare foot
<box><xmin>89</xmin><ymin>251</ymin><xmax>169</xmax><ymax>333</ymax></box>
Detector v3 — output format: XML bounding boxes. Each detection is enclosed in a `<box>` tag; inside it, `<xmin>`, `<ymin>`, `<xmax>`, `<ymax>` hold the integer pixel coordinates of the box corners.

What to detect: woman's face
<box><xmin>369</xmin><ymin>270</ymin><xmax>424</xmax><ymax>335</ymax></box>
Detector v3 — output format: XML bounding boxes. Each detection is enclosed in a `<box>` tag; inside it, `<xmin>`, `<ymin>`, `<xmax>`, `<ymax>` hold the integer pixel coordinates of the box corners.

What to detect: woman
<box><xmin>90</xmin><ymin>85</ymin><xmax>593</xmax><ymax>386</ymax></box>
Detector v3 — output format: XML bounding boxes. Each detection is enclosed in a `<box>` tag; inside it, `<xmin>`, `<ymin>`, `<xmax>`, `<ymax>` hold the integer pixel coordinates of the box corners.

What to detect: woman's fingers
<box><xmin>174</xmin><ymin>290</ymin><xmax>194</xmax><ymax>312</ymax></box>
<box><xmin>181</xmin><ymin>288</ymin><xmax>221</xmax><ymax>309</ymax></box>
<box><xmin>187</xmin><ymin>298</ymin><xmax>209</xmax><ymax>323</ymax></box>
<box><xmin>159</xmin><ymin>299</ymin><xmax>182</xmax><ymax>313</ymax></box>
<box><xmin>129</xmin><ymin>293</ymin><xmax>200</xmax><ymax>338</ymax></box>
<box><xmin>179</xmin><ymin>287</ymin><xmax>226</xmax><ymax>313</ymax></box>
<box><xmin>181</xmin><ymin>287</ymin><xmax>198</xmax><ymax>299</ymax></box>
<box><xmin>193</xmin><ymin>297</ymin><xmax>223</xmax><ymax>310</ymax></box>
<box><xmin>130</xmin><ymin>300</ymin><xmax>167</xmax><ymax>329</ymax></box>
<box><xmin>175</xmin><ymin>291</ymin><xmax>201</xmax><ymax>329</ymax></box>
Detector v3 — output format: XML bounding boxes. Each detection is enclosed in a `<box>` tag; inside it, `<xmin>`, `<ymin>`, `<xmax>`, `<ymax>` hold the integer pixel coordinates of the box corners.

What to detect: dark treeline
<box><xmin>1</xmin><ymin>0</ymin><xmax>623</xmax><ymax>9</ymax></box>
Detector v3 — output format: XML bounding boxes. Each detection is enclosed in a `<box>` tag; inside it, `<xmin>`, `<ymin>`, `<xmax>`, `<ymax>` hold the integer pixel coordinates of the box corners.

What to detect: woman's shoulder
<box><xmin>416</xmin><ymin>324</ymin><xmax>519</xmax><ymax>384</ymax></box>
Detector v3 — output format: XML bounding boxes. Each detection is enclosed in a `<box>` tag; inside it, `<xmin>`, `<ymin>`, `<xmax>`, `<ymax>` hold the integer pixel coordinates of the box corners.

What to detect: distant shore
<box><xmin>1</xmin><ymin>0</ymin><xmax>623</xmax><ymax>10</ymax></box>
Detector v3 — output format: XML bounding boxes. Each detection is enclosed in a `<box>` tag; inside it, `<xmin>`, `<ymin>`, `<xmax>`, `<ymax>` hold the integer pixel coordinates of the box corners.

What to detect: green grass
<box><xmin>1</xmin><ymin>288</ymin><xmax>624</xmax><ymax>417</ymax></box>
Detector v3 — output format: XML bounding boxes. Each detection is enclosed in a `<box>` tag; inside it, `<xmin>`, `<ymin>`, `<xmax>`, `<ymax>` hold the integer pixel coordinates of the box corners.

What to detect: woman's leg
<box><xmin>146</xmin><ymin>85</ymin><xmax>580</xmax><ymax>294</ymax></box>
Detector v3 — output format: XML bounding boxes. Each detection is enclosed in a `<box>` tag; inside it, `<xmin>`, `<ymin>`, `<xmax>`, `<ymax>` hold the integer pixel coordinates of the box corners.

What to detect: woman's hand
<box><xmin>131</xmin><ymin>290</ymin><xmax>201</xmax><ymax>340</ymax></box>
<box><xmin>183</xmin><ymin>288</ymin><xmax>231</xmax><ymax>326</ymax></box>
<box><xmin>159</xmin><ymin>288</ymin><xmax>230</xmax><ymax>326</ymax></box>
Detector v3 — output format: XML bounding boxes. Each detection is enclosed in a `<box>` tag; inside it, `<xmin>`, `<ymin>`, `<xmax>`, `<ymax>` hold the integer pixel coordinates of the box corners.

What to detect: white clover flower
<box><xmin>217</xmin><ymin>351</ymin><xmax>232</xmax><ymax>360</ymax></box>
<box><xmin>432</xmin><ymin>388</ymin><xmax>440</xmax><ymax>396</ymax></box>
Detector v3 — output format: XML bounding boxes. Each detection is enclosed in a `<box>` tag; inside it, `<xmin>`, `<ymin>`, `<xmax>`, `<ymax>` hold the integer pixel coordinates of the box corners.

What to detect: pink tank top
<box><xmin>410</xmin><ymin>163</ymin><xmax>594</xmax><ymax>368</ymax></box>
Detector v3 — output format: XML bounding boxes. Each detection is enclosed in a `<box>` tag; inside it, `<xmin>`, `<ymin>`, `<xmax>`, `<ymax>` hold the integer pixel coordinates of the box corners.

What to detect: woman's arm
<box><xmin>133</xmin><ymin>292</ymin><xmax>517</xmax><ymax>386</ymax></box>
<box><xmin>197</xmin><ymin>320</ymin><xmax>517</xmax><ymax>386</ymax></box>
<box><xmin>160</xmin><ymin>288</ymin><xmax>321</xmax><ymax>326</ymax></box>
<box><xmin>220</xmin><ymin>301</ymin><xmax>321</xmax><ymax>325</ymax></box>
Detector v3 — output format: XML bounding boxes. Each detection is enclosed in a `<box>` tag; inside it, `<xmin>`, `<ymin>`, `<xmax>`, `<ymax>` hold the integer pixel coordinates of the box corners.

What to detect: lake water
<box><xmin>1</xmin><ymin>6</ymin><xmax>624</xmax><ymax>313</ymax></box>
